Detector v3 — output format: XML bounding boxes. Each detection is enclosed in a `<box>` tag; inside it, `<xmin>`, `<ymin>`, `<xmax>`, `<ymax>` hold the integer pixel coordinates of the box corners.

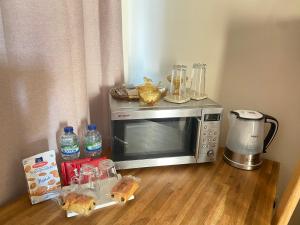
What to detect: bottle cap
<box><xmin>87</xmin><ymin>124</ymin><xmax>97</xmax><ymax>131</ymax></box>
<box><xmin>64</xmin><ymin>126</ymin><xmax>74</xmax><ymax>133</ymax></box>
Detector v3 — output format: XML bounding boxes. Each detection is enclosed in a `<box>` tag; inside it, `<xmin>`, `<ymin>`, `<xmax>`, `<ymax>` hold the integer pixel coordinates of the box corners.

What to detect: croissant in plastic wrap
<box><xmin>111</xmin><ymin>176</ymin><xmax>140</xmax><ymax>203</ymax></box>
<box><xmin>61</xmin><ymin>192</ymin><xmax>96</xmax><ymax>216</ymax></box>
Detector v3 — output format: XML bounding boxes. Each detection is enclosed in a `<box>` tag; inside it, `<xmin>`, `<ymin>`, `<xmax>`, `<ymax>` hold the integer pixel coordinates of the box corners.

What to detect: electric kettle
<box><xmin>224</xmin><ymin>110</ymin><xmax>278</xmax><ymax>170</ymax></box>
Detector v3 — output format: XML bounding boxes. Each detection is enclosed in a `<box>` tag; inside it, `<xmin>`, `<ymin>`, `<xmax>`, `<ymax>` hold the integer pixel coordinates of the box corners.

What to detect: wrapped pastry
<box><xmin>62</xmin><ymin>192</ymin><xmax>96</xmax><ymax>216</ymax></box>
<box><xmin>111</xmin><ymin>175</ymin><xmax>140</xmax><ymax>203</ymax></box>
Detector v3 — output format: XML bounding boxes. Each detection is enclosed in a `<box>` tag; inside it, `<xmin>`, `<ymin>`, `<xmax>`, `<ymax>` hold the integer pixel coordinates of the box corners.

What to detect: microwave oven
<box><xmin>109</xmin><ymin>95</ymin><xmax>223</xmax><ymax>169</ymax></box>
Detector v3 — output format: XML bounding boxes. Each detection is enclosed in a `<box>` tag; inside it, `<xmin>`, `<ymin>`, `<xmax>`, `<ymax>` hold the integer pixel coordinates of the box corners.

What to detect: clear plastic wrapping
<box><xmin>60</xmin><ymin>191</ymin><xmax>96</xmax><ymax>216</ymax></box>
<box><xmin>110</xmin><ymin>175</ymin><xmax>140</xmax><ymax>203</ymax></box>
<box><xmin>56</xmin><ymin>159</ymin><xmax>140</xmax><ymax>216</ymax></box>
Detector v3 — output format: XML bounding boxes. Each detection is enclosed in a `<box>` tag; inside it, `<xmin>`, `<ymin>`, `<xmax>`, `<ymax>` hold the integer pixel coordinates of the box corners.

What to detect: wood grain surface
<box><xmin>0</xmin><ymin>149</ymin><xmax>279</xmax><ymax>225</ymax></box>
<box><xmin>272</xmin><ymin>160</ymin><xmax>300</xmax><ymax>225</ymax></box>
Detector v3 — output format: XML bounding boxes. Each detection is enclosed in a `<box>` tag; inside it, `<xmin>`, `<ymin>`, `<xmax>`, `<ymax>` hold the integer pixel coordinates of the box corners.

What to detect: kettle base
<box><xmin>223</xmin><ymin>148</ymin><xmax>262</xmax><ymax>170</ymax></box>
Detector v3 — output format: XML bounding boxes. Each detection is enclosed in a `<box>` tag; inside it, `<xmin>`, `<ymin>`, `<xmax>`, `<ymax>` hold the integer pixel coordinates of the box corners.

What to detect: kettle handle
<box><xmin>263</xmin><ymin>114</ymin><xmax>279</xmax><ymax>153</ymax></box>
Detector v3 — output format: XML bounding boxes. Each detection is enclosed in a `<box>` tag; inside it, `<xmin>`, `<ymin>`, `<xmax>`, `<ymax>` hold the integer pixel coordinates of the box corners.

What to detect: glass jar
<box><xmin>164</xmin><ymin>65</ymin><xmax>190</xmax><ymax>103</ymax></box>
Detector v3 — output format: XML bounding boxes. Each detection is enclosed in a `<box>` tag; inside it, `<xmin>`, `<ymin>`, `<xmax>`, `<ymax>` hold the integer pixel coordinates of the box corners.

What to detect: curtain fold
<box><xmin>0</xmin><ymin>0</ymin><xmax>123</xmax><ymax>205</ymax></box>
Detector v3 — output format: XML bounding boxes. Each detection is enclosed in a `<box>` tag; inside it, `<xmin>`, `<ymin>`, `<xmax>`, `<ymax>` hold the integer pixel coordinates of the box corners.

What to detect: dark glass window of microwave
<box><xmin>112</xmin><ymin>117</ymin><xmax>198</xmax><ymax>161</ymax></box>
<box><xmin>204</xmin><ymin>114</ymin><xmax>221</xmax><ymax>121</ymax></box>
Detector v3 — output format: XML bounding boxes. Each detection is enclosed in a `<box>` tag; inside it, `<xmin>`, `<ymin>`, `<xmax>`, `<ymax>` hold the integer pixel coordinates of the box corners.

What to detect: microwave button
<box><xmin>214</xmin><ymin>131</ymin><xmax>217</xmax><ymax>135</ymax></box>
<box><xmin>213</xmin><ymin>138</ymin><xmax>216</xmax><ymax>141</ymax></box>
<box><xmin>204</xmin><ymin>125</ymin><xmax>207</xmax><ymax>129</ymax></box>
<box><xmin>207</xmin><ymin>150</ymin><xmax>214</xmax><ymax>158</ymax></box>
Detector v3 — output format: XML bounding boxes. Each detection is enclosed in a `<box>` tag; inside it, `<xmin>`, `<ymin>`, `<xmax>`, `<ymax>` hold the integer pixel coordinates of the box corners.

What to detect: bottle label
<box><xmin>61</xmin><ymin>145</ymin><xmax>80</xmax><ymax>155</ymax></box>
<box><xmin>85</xmin><ymin>142</ymin><xmax>102</xmax><ymax>152</ymax></box>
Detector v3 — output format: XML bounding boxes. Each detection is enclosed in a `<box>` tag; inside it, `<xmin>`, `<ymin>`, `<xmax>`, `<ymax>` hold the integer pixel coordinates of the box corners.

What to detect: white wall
<box><xmin>123</xmin><ymin>0</ymin><xmax>230</xmax><ymax>90</ymax></box>
<box><xmin>122</xmin><ymin>0</ymin><xmax>300</xmax><ymax>224</ymax></box>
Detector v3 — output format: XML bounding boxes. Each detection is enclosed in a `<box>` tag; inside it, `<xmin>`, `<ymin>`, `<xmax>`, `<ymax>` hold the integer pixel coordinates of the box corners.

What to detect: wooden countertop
<box><xmin>0</xmin><ymin>150</ymin><xmax>279</xmax><ymax>225</ymax></box>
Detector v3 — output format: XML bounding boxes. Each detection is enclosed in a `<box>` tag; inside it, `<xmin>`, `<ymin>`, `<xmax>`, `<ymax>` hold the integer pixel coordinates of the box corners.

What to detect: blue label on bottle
<box><xmin>85</xmin><ymin>142</ymin><xmax>102</xmax><ymax>152</ymax></box>
<box><xmin>61</xmin><ymin>145</ymin><xmax>80</xmax><ymax>155</ymax></box>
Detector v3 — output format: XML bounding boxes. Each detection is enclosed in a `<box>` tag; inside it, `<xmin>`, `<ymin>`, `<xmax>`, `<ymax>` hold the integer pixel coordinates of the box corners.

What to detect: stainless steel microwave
<box><xmin>109</xmin><ymin>95</ymin><xmax>223</xmax><ymax>169</ymax></box>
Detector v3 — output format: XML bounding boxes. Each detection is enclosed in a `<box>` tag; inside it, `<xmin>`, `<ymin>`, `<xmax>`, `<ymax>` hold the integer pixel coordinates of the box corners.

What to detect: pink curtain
<box><xmin>0</xmin><ymin>0</ymin><xmax>123</xmax><ymax>205</ymax></box>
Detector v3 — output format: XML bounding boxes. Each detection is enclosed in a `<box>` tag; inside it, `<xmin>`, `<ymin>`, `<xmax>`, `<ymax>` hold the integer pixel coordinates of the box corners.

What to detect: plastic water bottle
<box><xmin>60</xmin><ymin>126</ymin><xmax>80</xmax><ymax>160</ymax></box>
<box><xmin>84</xmin><ymin>124</ymin><xmax>102</xmax><ymax>158</ymax></box>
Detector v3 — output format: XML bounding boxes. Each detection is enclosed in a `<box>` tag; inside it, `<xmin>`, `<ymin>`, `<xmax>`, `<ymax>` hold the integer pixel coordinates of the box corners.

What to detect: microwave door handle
<box><xmin>114</xmin><ymin>136</ymin><xmax>128</xmax><ymax>145</ymax></box>
<box><xmin>195</xmin><ymin>118</ymin><xmax>202</xmax><ymax>161</ymax></box>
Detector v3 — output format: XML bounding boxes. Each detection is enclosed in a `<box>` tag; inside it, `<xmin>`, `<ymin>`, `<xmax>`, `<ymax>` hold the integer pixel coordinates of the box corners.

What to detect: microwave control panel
<box><xmin>198</xmin><ymin>113</ymin><xmax>222</xmax><ymax>162</ymax></box>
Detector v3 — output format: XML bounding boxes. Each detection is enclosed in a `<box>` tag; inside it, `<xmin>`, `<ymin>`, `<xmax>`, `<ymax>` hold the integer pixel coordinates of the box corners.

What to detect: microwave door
<box><xmin>127</xmin><ymin>123</ymin><xmax>180</xmax><ymax>154</ymax></box>
<box><xmin>111</xmin><ymin>118</ymin><xmax>197</xmax><ymax>162</ymax></box>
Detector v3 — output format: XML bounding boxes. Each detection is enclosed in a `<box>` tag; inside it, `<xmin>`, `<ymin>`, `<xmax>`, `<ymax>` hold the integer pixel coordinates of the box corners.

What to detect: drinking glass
<box><xmin>79</xmin><ymin>164</ymin><xmax>98</xmax><ymax>190</ymax></box>
<box><xmin>165</xmin><ymin>65</ymin><xmax>190</xmax><ymax>103</ymax></box>
<box><xmin>98</xmin><ymin>159</ymin><xmax>118</xmax><ymax>181</ymax></box>
<box><xmin>189</xmin><ymin>63</ymin><xmax>207</xmax><ymax>100</ymax></box>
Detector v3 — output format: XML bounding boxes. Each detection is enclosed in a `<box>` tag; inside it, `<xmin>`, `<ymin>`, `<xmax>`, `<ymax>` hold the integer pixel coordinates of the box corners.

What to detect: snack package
<box><xmin>60</xmin><ymin>158</ymin><xmax>91</xmax><ymax>186</ymax></box>
<box><xmin>22</xmin><ymin>150</ymin><xmax>61</xmax><ymax>204</ymax></box>
<box><xmin>60</xmin><ymin>157</ymin><xmax>107</xmax><ymax>186</ymax></box>
<box><xmin>111</xmin><ymin>175</ymin><xmax>140</xmax><ymax>203</ymax></box>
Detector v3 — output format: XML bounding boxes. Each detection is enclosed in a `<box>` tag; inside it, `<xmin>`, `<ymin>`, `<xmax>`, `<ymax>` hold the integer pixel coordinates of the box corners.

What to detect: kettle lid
<box><xmin>231</xmin><ymin>110</ymin><xmax>264</xmax><ymax>120</ymax></box>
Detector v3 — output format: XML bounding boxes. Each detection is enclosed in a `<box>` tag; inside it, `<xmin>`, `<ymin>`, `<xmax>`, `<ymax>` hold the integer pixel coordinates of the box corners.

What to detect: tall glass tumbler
<box><xmin>189</xmin><ymin>63</ymin><xmax>207</xmax><ymax>100</ymax></box>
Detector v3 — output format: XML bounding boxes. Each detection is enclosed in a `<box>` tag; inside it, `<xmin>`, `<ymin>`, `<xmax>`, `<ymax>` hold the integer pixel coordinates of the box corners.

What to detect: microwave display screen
<box><xmin>112</xmin><ymin>118</ymin><xmax>197</xmax><ymax>161</ymax></box>
<box><xmin>204</xmin><ymin>114</ymin><xmax>221</xmax><ymax>121</ymax></box>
